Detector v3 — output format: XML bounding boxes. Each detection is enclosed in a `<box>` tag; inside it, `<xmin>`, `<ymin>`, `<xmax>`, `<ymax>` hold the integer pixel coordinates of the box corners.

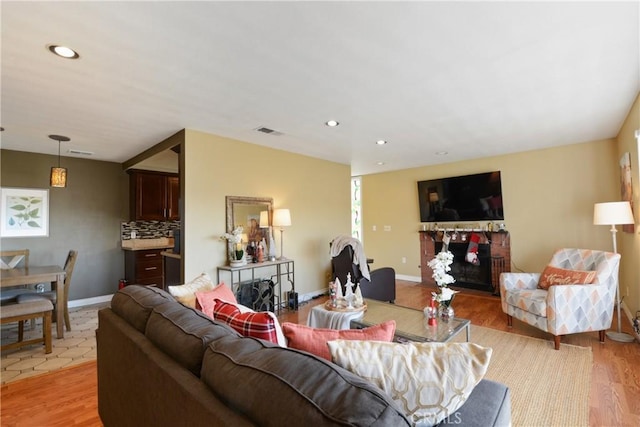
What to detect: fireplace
<box><xmin>419</xmin><ymin>230</ymin><xmax>511</xmax><ymax>294</ymax></box>
<box><xmin>435</xmin><ymin>242</ymin><xmax>492</xmax><ymax>292</ymax></box>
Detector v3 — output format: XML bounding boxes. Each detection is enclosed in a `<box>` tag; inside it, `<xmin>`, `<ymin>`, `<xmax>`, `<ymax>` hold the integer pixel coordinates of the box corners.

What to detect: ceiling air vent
<box><xmin>68</xmin><ymin>149</ymin><xmax>94</xmax><ymax>156</ymax></box>
<box><xmin>254</xmin><ymin>127</ymin><xmax>284</xmax><ymax>136</ymax></box>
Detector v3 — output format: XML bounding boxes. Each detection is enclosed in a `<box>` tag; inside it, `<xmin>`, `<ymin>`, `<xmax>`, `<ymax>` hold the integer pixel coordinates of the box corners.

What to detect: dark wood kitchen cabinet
<box><xmin>129</xmin><ymin>170</ymin><xmax>180</xmax><ymax>221</ymax></box>
<box><xmin>124</xmin><ymin>248</ymin><xmax>165</xmax><ymax>289</ymax></box>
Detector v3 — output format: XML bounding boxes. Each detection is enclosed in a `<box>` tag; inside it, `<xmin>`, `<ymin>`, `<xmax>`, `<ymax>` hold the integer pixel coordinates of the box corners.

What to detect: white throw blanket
<box><xmin>330</xmin><ymin>235</ymin><xmax>371</xmax><ymax>282</ymax></box>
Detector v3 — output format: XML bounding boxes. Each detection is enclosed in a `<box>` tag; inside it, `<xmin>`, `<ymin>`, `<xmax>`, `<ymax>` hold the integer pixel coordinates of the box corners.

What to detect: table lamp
<box><xmin>593</xmin><ymin>201</ymin><xmax>635</xmax><ymax>343</ymax></box>
<box><xmin>272</xmin><ymin>208</ymin><xmax>291</xmax><ymax>260</ymax></box>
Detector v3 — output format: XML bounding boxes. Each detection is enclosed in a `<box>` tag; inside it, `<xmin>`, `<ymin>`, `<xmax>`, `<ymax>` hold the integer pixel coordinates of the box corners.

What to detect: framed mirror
<box><xmin>226</xmin><ymin>196</ymin><xmax>273</xmax><ymax>244</ymax></box>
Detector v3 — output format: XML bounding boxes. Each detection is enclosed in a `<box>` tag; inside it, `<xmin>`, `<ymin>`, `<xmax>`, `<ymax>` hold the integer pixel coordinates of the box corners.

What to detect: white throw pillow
<box><xmin>327</xmin><ymin>340</ymin><xmax>492</xmax><ymax>426</ymax></box>
<box><xmin>167</xmin><ymin>272</ymin><xmax>215</xmax><ymax>308</ymax></box>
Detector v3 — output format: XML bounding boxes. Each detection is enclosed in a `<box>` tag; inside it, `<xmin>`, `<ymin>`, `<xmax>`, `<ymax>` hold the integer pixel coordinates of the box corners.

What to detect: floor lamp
<box><xmin>593</xmin><ymin>201</ymin><xmax>635</xmax><ymax>343</ymax></box>
<box><xmin>272</xmin><ymin>208</ymin><xmax>291</xmax><ymax>260</ymax></box>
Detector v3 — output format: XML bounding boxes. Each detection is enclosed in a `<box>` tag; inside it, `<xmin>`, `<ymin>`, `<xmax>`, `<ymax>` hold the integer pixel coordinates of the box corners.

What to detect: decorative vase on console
<box><xmin>427</xmin><ymin>249</ymin><xmax>459</xmax><ymax>322</ymax></box>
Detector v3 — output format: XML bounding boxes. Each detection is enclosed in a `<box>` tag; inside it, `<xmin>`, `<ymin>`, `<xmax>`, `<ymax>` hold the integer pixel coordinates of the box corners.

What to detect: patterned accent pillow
<box><xmin>195</xmin><ymin>283</ymin><xmax>238</xmax><ymax>317</ymax></box>
<box><xmin>167</xmin><ymin>272</ymin><xmax>215</xmax><ymax>308</ymax></box>
<box><xmin>212</xmin><ymin>299</ymin><xmax>279</xmax><ymax>344</ymax></box>
<box><xmin>327</xmin><ymin>340</ymin><xmax>492</xmax><ymax>426</ymax></box>
<box><xmin>538</xmin><ymin>265</ymin><xmax>596</xmax><ymax>290</ymax></box>
<box><xmin>281</xmin><ymin>321</ymin><xmax>396</xmax><ymax>361</ymax></box>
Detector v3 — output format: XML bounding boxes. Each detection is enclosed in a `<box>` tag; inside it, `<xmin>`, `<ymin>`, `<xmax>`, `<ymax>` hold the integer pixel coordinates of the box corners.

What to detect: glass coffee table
<box><xmin>350</xmin><ymin>299</ymin><xmax>471</xmax><ymax>343</ymax></box>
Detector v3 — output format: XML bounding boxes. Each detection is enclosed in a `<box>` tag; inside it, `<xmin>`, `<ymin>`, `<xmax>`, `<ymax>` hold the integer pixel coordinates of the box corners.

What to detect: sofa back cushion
<box><xmin>201</xmin><ymin>334</ymin><xmax>410</xmax><ymax>426</ymax></box>
<box><xmin>145</xmin><ymin>301</ymin><xmax>240</xmax><ymax>376</ymax></box>
<box><xmin>110</xmin><ymin>285</ymin><xmax>176</xmax><ymax>333</ymax></box>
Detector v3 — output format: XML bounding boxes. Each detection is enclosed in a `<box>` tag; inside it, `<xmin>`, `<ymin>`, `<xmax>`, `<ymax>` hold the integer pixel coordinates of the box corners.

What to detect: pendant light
<box><xmin>49</xmin><ymin>134</ymin><xmax>70</xmax><ymax>188</ymax></box>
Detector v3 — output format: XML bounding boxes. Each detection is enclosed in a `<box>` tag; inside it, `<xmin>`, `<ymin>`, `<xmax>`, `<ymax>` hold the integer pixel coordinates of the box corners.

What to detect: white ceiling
<box><xmin>1</xmin><ymin>1</ymin><xmax>638</xmax><ymax>176</ymax></box>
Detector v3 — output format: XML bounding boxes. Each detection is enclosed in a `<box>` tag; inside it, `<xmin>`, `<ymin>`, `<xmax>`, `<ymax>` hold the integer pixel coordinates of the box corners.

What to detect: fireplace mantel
<box><xmin>419</xmin><ymin>230</ymin><xmax>511</xmax><ymax>294</ymax></box>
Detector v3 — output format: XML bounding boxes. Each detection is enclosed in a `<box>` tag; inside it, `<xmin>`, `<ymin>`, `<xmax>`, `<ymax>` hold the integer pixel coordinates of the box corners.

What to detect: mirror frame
<box><xmin>225</xmin><ymin>196</ymin><xmax>274</xmax><ymax>234</ymax></box>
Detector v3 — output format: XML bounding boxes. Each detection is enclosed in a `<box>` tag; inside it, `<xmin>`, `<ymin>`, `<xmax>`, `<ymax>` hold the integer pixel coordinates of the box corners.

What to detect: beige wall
<box><xmin>182</xmin><ymin>129</ymin><xmax>351</xmax><ymax>298</ymax></box>
<box><xmin>361</xmin><ymin>139</ymin><xmax>621</xmax><ymax>281</ymax></box>
<box><xmin>615</xmin><ymin>93</ymin><xmax>640</xmax><ymax>321</ymax></box>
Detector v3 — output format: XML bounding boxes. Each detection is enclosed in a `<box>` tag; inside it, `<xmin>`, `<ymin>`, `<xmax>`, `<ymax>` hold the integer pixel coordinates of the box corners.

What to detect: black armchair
<box><xmin>331</xmin><ymin>245</ymin><xmax>396</xmax><ymax>304</ymax></box>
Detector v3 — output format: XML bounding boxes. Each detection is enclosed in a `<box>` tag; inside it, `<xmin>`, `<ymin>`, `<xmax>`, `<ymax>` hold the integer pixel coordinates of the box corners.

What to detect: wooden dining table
<box><xmin>1</xmin><ymin>265</ymin><xmax>66</xmax><ymax>338</ymax></box>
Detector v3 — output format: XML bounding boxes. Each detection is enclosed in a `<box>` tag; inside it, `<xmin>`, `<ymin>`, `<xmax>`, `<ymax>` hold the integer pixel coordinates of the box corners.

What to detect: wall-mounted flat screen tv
<box><xmin>417</xmin><ymin>171</ymin><xmax>504</xmax><ymax>222</ymax></box>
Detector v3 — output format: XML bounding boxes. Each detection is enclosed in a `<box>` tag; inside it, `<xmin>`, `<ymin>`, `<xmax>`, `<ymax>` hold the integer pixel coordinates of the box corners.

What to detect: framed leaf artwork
<box><xmin>0</xmin><ymin>187</ymin><xmax>49</xmax><ymax>237</ymax></box>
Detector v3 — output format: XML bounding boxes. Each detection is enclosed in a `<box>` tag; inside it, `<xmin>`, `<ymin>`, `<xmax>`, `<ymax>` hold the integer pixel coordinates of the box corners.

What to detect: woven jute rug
<box><xmin>453</xmin><ymin>325</ymin><xmax>592</xmax><ymax>427</ymax></box>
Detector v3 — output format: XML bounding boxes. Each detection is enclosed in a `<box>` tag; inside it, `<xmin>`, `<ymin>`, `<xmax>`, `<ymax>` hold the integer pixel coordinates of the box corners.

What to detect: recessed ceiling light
<box><xmin>376</xmin><ymin>161</ymin><xmax>385</xmax><ymax>166</ymax></box>
<box><xmin>376</xmin><ymin>140</ymin><xmax>388</xmax><ymax>145</ymax></box>
<box><xmin>48</xmin><ymin>45</ymin><xmax>80</xmax><ymax>59</ymax></box>
<box><xmin>325</xmin><ymin>120</ymin><xmax>339</xmax><ymax>127</ymax></box>
<box><xmin>435</xmin><ymin>151</ymin><xmax>448</xmax><ymax>155</ymax></box>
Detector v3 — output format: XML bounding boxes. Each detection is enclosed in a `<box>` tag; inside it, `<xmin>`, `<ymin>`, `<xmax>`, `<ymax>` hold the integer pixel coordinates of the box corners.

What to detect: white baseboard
<box><xmin>396</xmin><ymin>274</ymin><xmax>421</xmax><ymax>283</ymax></box>
<box><xmin>298</xmin><ymin>290</ymin><xmax>327</xmax><ymax>303</ymax></box>
<box><xmin>68</xmin><ymin>294</ymin><xmax>113</xmax><ymax>309</ymax></box>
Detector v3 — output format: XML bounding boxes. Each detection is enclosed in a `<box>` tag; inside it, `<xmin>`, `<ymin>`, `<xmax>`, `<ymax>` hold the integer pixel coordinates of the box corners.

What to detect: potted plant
<box><xmin>220</xmin><ymin>226</ymin><xmax>245</xmax><ymax>267</ymax></box>
<box><xmin>427</xmin><ymin>250</ymin><xmax>459</xmax><ymax>321</ymax></box>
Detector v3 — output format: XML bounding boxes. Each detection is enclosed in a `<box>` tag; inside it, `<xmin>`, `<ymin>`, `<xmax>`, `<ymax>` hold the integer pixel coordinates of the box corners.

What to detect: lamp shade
<box><xmin>259</xmin><ymin>210</ymin><xmax>270</xmax><ymax>228</ymax></box>
<box><xmin>272</xmin><ymin>208</ymin><xmax>291</xmax><ymax>227</ymax></box>
<box><xmin>593</xmin><ymin>201</ymin><xmax>634</xmax><ymax>225</ymax></box>
<box><xmin>50</xmin><ymin>167</ymin><xmax>67</xmax><ymax>188</ymax></box>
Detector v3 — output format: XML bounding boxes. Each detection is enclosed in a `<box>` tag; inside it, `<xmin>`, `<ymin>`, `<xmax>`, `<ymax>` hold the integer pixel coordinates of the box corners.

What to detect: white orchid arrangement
<box><xmin>220</xmin><ymin>226</ymin><xmax>244</xmax><ymax>261</ymax></box>
<box><xmin>432</xmin><ymin>286</ymin><xmax>459</xmax><ymax>306</ymax></box>
<box><xmin>428</xmin><ymin>250</ymin><xmax>459</xmax><ymax>306</ymax></box>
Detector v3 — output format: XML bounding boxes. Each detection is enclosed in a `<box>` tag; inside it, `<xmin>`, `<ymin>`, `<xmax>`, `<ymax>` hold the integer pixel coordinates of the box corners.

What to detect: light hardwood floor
<box><xmin>1</xmin><ymin>280</ymin><xmax>638</xmax><ymax>426</ymax></box>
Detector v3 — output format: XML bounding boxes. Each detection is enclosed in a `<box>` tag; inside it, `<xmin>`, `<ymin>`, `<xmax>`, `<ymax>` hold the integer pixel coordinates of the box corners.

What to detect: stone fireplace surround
<box><xmin>419</xmin><ymin>230</ymin><xmax>511</xmax><ymax>295</ymax></box>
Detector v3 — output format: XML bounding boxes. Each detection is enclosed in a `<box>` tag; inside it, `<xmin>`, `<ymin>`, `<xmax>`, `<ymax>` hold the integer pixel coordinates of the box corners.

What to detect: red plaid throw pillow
<box><xmin>212</xmin><ymin>299</ymin><xmax>278</xmax><ymax>344</ymax></box>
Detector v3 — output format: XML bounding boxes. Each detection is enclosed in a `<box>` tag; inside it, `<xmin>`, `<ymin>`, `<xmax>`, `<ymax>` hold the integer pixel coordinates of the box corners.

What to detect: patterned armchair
<box><xmin>500</xmin><ymin>248</ymin><xmax>620</xmax><ymax>350</ymax></box>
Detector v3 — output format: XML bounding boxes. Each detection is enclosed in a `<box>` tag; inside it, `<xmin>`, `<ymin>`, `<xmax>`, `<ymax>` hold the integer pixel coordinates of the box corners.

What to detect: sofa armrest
<box><xmin>545</xmin><ymin>283</ymin><xmax>615</xmax><ymax>334</ymax></box>
<box><xmin>500</xmin><ymin>273</ymin><xmax>540</xmax><ymax>292</ymax></box>
<box><xmin>436</xmin><ymin>379</ymin><xmax>511</xmax><ymax>427</ymax></box>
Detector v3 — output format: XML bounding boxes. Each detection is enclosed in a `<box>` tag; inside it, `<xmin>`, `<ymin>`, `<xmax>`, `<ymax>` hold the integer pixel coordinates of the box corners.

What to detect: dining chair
<box><xmin>0</xmin><ymin>249</ymin><xmax>31</xmax><ymax>305</ymax></box>
<box><xmin>16</xmin><ymin>250</ymin><xmax>78</xmax><ymax>331</ymax></box>
<box><xmin>0</xmin><ymin>249</ymin><xmax>30</xmax><ymax>270</ymax></box>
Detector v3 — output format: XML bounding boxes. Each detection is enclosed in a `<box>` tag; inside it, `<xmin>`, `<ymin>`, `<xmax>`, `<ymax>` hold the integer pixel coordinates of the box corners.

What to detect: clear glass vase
<box><xmin>438</xmin><ymin>304</ymin><xmax>454</xmax><ymax>322</ymax></box>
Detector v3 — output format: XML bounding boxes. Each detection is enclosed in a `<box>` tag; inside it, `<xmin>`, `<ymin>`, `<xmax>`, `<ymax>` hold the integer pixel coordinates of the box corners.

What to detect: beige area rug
<box><xmin>0</xmin><ymin>303</ymin><xmax>106</xmax><ymax>384</ymax></box>
<box><xmin>454</xmin><ymin>325</ymin><xmax>592</xmax><ymax>427</ymax></box>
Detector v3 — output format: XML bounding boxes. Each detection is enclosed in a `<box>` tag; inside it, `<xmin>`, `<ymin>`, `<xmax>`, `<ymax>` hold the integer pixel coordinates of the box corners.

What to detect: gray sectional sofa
<box><xmin>97</xmin><ymin>285</ymin><xmax>510</xmax><ymax>426</ymax></box>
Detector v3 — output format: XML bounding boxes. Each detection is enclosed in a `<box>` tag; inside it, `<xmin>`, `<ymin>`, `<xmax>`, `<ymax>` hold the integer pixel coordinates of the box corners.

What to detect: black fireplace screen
<box><xmin>435</xmin><ymin>242</ymin><xmax>492</xmax><ymax>292</ymax></box>
<box><xmin>236</xmin><ymin>279</ymin><xmax>276</xmax><ymax>312</ymax></box>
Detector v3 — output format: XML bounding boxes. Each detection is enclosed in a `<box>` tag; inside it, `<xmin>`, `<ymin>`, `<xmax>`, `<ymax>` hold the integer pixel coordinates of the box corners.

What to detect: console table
<box><xmin>217</xmin><ymin>259</ymin><xmax>295</xmax><ymax>312</ymax></box>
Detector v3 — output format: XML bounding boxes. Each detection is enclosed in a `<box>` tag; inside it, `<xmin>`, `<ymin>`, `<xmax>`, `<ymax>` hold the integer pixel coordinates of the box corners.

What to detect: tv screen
<box><xmin>417</xmin><ymin>171</ymin><xmax>504</xmax><ymax>222</ymax></box>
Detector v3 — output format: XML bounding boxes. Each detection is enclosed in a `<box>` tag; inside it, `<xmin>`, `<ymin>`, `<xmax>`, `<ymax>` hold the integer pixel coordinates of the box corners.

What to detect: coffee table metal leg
<box><xmin>466</xmin><ymin>323</ymin><xmax>471</xmax><ymax>342</ymax></box>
